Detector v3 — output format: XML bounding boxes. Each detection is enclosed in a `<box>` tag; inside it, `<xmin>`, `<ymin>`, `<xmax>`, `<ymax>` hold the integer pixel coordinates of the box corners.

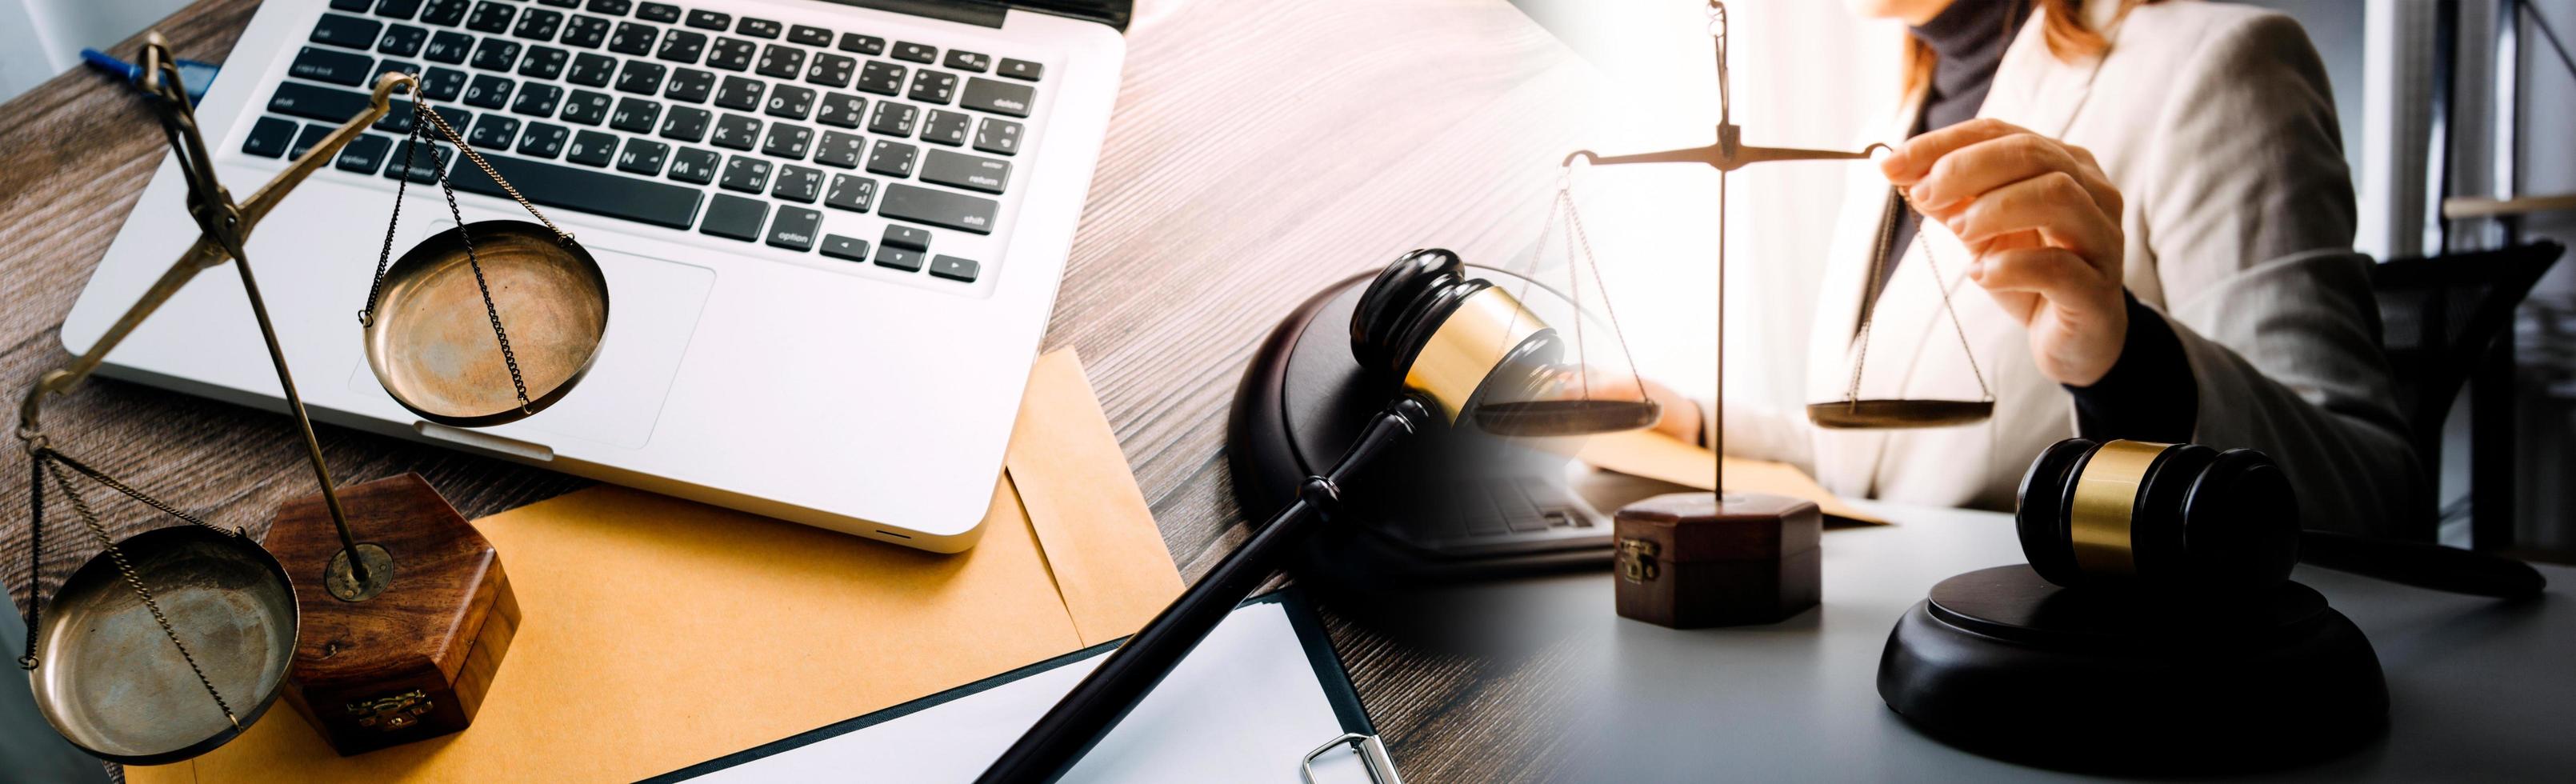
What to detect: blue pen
<box><xmin>81</xmin><ymin>48</ymin><xmax>222</xmax><ymax>104</ymax></box>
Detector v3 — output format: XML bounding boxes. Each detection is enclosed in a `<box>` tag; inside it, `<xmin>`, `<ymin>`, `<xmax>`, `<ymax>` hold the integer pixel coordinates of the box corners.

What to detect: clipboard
<box><xmin>646</xmin><ymin>590</ymin><xmax>1399</xmax><ymax>784</ymax></box>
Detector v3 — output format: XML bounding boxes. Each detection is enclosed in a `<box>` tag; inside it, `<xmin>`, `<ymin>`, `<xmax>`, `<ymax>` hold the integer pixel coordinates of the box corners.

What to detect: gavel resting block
<box><xmin>1613</xmin><ymin>492</ymin><xmax>1822</xmax><ymax>627</ymax></box>
<box><xmin>264</xmin><ymin>474</ymin><xmax>518</xmax><ymax>756</ymax></box>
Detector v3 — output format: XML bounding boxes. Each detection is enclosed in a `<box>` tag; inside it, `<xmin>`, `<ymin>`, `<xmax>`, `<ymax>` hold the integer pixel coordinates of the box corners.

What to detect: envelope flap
<box><xmin>1006</xmin><ymin>350</ymin><xmax>1186</xmax><ymax>646</ymax></box>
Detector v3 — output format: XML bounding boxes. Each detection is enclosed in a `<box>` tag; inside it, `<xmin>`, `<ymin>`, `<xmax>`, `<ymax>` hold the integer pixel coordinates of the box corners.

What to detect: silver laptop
<box><xmin>62</xmin><ymin>0</ymin><xmax>1132</xmax><ymax>552</ymax></box>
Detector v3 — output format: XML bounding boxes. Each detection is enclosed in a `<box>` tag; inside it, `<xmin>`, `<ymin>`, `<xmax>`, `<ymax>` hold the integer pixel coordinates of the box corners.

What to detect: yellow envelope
<box><xmin>133</xmin><ymin>350</ymin><xmax>1182</xmax><ymax>783</ymax></box>
<box><xmin>1576</xmin><ymin>429</ymin><xmax>1888</xmax><ymax>526</ymax></box>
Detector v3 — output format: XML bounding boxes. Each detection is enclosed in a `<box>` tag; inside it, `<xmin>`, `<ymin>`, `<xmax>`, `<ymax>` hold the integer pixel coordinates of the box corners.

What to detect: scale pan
<box><xmin>1807</xmin><ymin>399</ymin><xmax>1994</xmax><ymax>430</ymax></box>
<box><xmin>365</xmin><ymin>220</ymin><xmax>609</xmax><ymax>427</ymax></box>
<box><xmin>27</xmin><ymin>526</ymin><xmax>297</xmax><ymax>764</ymax></box>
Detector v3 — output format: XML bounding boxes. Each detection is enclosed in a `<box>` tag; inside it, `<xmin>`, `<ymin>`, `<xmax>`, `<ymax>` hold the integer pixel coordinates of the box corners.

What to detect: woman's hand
<box><xmin>1879</xmin><ymin>118</ymin><xmax>2130</xmax><ymax>387</ymax></box>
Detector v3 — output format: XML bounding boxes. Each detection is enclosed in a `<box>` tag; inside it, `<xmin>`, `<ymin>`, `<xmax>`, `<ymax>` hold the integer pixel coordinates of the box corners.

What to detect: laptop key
<box><xmin>636</xmin><ymin>2</ymin><xmax>679</xmax><ymax>23</ymax></box>
<box><xmin>823</xmin><ymin>174</ymin><xmax>877</xmax><ymax>212</ymax></box>
<box><xmin>291</xmin><ymin>46</ymin><xmax>374</xmax><ymax>86</ymax></box>
<box><xmin>736</xmin><ymin>17</ymin><xmax>782</xmax><ymax>39</ymax></box>
<box><xmin>943</xmin><ymin>50</ymin><xmax>990</xmax><ymax>73</ymax></box>
<box><xmin>874</xmin><ymin>246</ymin><xmax>923</xmax><ymax>272</ymax></box>
<box><xmin>517</xmin><ymin>121</ymin><xmax>570</xmax><ymax>158</ymax></box>
<box><xmin>421</xmin><ymin>66</ymin><xmax>468</xmax><ymax>100</ymax></box>
<box><xmin>787</xmin><ymin>25</ymin><xmax>834</xmax><ymax>47</ymax></box>
<box><xmin>699</xmin><ymin>194</ymin><xmax>766</xmax><ymax>240</ymax></box>
<box><xmin>815</xmin><ymin>92</ymin><xmax>866</xmax><ymax>128</ymax></box>
<box><xmin>561</xmin><ymin>15</ymin><xmax>610</xmax><ymax>48</ymax></box>
<box><xmin>608</xmin><ymin>22</ymin><xmax>657</xmax><ymax>55</ymax></box>
<box><xmin>668</xmin><ymin>146</ymin><xmax>720</xmax><ymax>183</ymax></box>
<box><xmin>270</xmin><ymin>82</ymin><xmax>371</xmax><ymax>123</ymax></box>
<box><xmin>767</xmin><ymin>206</ymin><xmax>820</xmax><ymax>250</ymax></box>
<box><xmin>714</xmin><ymin>75</ymin><xmax>764</xmax><ymax>111</ymax></box>
<box><xmin>242</xmin><ymin>117</ymin><xmax>298</xmax><ymax>158</ymax></box>
<box><xmin>560</xmin><ymin>89</ymin><xmax>613</xmax><ymax>125</ymax></box>
<box><xmin>384</xmin><ymin>138</ymin><xmax>451</xmax><ymax>182</ymax></box>
<box><xmin>313</xmin><ymin>14</ymin><xmax>383</xmax><ymax>50</ymax></box>
<box><xmin>719</xmin><ymin>155</ymin><xmax>772</xmax><ymax>193</ymax></box>
<box><xmin>587</xmin><ymin>0</ymin><xmax>633</xmax><ymax>15</ymax></box>
<box><xmin>890</xmin><ymin>41</ymin><xmax>935</xmax><ymax>64</ymax></box>
<box><xmin>927</xmin><ymin>255</ymin><xmax>979</xmax><ymax>282</ymax></box>
<box><xmin>710</xmin><ymin>113</ymin><xmax>761</xmax><ymax>150</ymax></box>
<box><xmin>659</xmin><ymin>106</ymin><xmax>710</xmax><ymax>142</ymax></box>
<box><xmin>906</xmin><ymin>70</ymin><xmax>957</xmax><ymax>105</ymax></box>
<box><xmin>513</xmin><ymin>8</ymin><xmax>563</xmax><ymax>40</ymax></box>
<box><xmin>971</xmin><ymin>118</ymin><xmax>1021</xmax><ymax>155</ymax></box>
<box><xmin>959</xmin><ymin>78</ymin><xmax>1033</xmax><ymax>118</ymax></box>
<box><xmin>466</xmin><ymin>114</ymin><xmax>520</xmax><ymax>149</ymax></box>
<box><xmin>617</xmin><ymin>138</ymin><xmax>670</xmax><ymax>175</ymax></box>
<box><xmin>424</xmin><ymin>30</ymin><xmax>473</xmax><ymax>63</ymax></box>
<box><xmin>338</xmin><ymin>133</ymin><xmax>397</xmax><ymax>173</ymax></box>
<box><xmin>766</xmin><ymin>84</ymin><xmax>815</xmax><ymax>120</ymax></box>
<box><xmin>920</xmin><ymin>149</ymin><xmax>1008</xmax><ymax>194</ymax></box>
<box><xmin>378</xmin><ymin>24</ymin><xmax>429</xmax><ymax>57</ymax></box>
<box><xmin>378</xmin><ymin>0</ymin><xmax>426</xmax><ymax>20</ymax></box>
<box><xmin>566</xmin><ymin>52</ymin><xmax>617</xmax><ymax>86</ymax></box>
<box><xmin>686</xmin><ymin>9</ymin><xmax>730</xmax><ymax>31</ymax></box>
<box><xmin>615</xmin><ymin>60</ymin><xmax>667</xmax><ymax>94</ymax></box>
<box><xmin>837</xmin><ymin>33</ymin><xmax>885</xmax><ymax>56</ymax></box>
<box><xmin>878</xmin><ymin>182</ymin><xmax>997</xmax><ymax>234</ymax></box>
<box><xmin>450</xmin><ymin>149</ymin><xmax>706</xmax><ymax>230</ymax></box>
<box><xmin>854</xmin><ymin>61</ymin><xmax>904</xmax><ymax>95</ymax></box>
<box><xmin>518</xmin><ymin>46</ymin><xmax>568</xmax><ymax>79</ymax></box>
<box><xmin>819</xmin><ymin>234</ymin><xmax>869</xmax><ymax>262</ymax></box>
<box><xmin>463</xmin><ymin>74</ymin><xmax>514</xmax><ymax>109</ymax></box>
<box><xmin>754</xmin><ymin>44</ymin><xmax>806</xmax><ymax>80</ymax></box>
<box><xmin>865</xmin><ymin>140</ymin><xmax>916</xmax><ymax>178</ymax></box>
<box><xmin>771</xmin><ymin>165</ymin><xmax>822</xmax><ymax>203</ymax></box>
<box><xmin>420</xmin><ymin>0</ymin><xmax>470</xmax><ymax>26</ymax></box>
<box><xmin>813</xmin><ymin>130</ymin><xmax>864</xmax><ymax>168</ymax></box>
<box><xmin>921</xmin><ymin>110</ymin><xmax>969</xmax><ymax>146</ymax></box>
<box><xmin>469</xmin><ymin>38</ymin><xmax>522</xmax><ymax>71</ymax></box>
<box><xmin>610</xmin><ymin>97</ymin><xmax>662</xmax><ymax>133</ymax></box>
<box><xmin>287</xmin><ymin>123</ymin><xmax>334</xmax><ymax>161</ymax></box>
<box><xmin>536</xmin><ymin>0</ymin><xmax>579</xmax><ymax>7</ymax></box>
<box><xmin>658</xmin><ymin>30</ymin><xmax>707</xmax><ymax>63</ymax></box>
<box><xmin>513</xmin><ymin>82</ymin><xmax>564</xmax><ymax>116</ymax></box>
<box><xmin>465</xmin><ymin>1</ymin><xmax>515</xmax><ymax>34</ymax></box>
<box><xmin>706</xmin><ymin>38</ymin><xmax>757</xmax><ymax>71</ymax></box>
<box><xmin>866</xmin><ymin>102</ymin><xmax>917</xmax><ymax>137</ymax></box>
<box><xmin>761</xmin><ymin>122</ymin><xmax>812</xmax><ymax>159</ymax></box>
<box><xmin>881</xmin><ymin>225</ymin><xmax>928</xmax><ymax>251</ymax></box>
<box><xmin>378</xmin><ymin>58</ymin><xmax>425</xmax><ymax>78</ymax></box>
<box><xmin>566</xmin><ymin>130</ymin><xmax>618</xmax><ymax>166</ymax></box>
<box><xmin>665</xmin><ymin>67</ymin><xmax>716</xmax><ymax>102</ymax></box>
<box><xmin>806</xmin><ymin>53</ymin><xmax>855</xmax><ymax>87</ymax></box>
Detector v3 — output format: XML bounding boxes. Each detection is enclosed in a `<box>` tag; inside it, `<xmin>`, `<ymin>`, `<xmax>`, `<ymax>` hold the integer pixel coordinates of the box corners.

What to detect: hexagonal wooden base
<box><xmin>263</xmin><ymin>474</ymin><xmax>518</xmax><ymax>756</ymax></box>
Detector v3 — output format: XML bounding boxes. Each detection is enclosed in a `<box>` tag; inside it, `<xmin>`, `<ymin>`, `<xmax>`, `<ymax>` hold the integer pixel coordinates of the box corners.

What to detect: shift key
<box><xmin>878</xmin><ymin>182</ymin><xmax>996</xmax><ymax>234</ymax></box>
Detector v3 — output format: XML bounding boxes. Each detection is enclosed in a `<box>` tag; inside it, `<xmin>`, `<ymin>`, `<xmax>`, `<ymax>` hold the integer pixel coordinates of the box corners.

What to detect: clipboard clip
<box><xmin>1301</xmin><ymin>732</ymin><xmax>1403</xmax><ymax>784</ymax></box>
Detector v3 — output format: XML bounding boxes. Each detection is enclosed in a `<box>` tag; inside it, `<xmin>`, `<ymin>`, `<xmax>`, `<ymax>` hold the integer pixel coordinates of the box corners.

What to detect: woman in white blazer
<box><xmin>1646</xmin><ymin>0</ymin><xmax>2421</xmax><ymax>536</ymax></box>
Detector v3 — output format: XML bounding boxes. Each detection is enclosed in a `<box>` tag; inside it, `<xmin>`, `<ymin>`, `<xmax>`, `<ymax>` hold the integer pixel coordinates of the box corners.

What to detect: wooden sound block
<box><xmin>1612</xmin><ymin>492</ymin><xmax>1821</xmax><ymax>627</ymax></box>
<box><xmin>263</xmin><ymin>474</ymin><xmax>519</xmax><ymax>756</ymax></box>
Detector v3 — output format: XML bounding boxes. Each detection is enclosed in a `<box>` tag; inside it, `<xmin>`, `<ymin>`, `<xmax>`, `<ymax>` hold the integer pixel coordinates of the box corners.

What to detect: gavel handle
<box><xmin>2298</xmin><ymin>530</ymin><xmax>2547</xmax><ymax>598</ymax></box>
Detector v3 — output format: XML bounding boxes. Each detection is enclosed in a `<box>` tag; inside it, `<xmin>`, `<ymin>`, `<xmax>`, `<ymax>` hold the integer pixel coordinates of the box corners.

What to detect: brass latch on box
<box><xmin>347</xmin><ymin>690</ymin><xmax>433</xmax><ymax>731</ymax></box>
<box><xmin>1617</xmin><ymin>538</ymin><xmax>1659</xmax><ymax>583</ymax></box>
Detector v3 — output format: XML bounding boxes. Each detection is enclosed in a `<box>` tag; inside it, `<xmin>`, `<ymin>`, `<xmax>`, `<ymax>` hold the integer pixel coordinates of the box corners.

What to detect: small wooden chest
<box><xmin>1613</xmin><ymin>492</ymin><xmax>1821</xmax><ymax>627</ymax></box>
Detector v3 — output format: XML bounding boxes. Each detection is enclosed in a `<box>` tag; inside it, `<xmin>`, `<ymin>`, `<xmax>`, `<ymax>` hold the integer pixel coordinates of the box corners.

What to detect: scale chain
<box><xmin>1846</xmin><ymin>186</ymin><xmax>1993</xmax><ymax>409</ymax></box>
<box><xmin>26</xmin><ymin>451</ymin><xmax>240</xmax><ymax>726</ymax></box>
<box><xmin>364</xmin><ymin>102</ymin><xmax>536</xmax><ymax>410</ymax></box>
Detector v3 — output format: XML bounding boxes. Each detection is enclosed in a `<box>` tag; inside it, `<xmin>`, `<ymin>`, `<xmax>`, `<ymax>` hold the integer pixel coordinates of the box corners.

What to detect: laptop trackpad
<box><xmin>349</xmin><ymin>242</ymin><xmax>714</xmax><ymax>450</ymax></box>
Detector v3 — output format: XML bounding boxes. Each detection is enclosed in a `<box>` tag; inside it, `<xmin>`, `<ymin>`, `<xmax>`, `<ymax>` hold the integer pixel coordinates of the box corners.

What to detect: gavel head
<box><xmin>2015</xmin><ymin>438</ymin><xmax>2302</xmax><ymax>594</ymax></box>
<box><xmin>1347</xmin><ymin>250</ymin><xmax>1657</xmax><ymax>438</ymax></box>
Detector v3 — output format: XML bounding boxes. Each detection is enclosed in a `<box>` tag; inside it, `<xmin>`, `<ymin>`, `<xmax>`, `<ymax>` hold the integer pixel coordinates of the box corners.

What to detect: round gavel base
<box><xmin>1878</xmin><ymin>565</ymin><xmax>2386</xmax><ymax>774</ymax></box>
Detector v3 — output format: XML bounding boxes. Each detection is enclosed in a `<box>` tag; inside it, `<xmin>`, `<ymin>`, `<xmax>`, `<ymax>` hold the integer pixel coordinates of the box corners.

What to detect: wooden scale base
<box><xmin>263</xmin><ymin>474</ymin><xmax>519</xmax><ymax>756</ymax></box>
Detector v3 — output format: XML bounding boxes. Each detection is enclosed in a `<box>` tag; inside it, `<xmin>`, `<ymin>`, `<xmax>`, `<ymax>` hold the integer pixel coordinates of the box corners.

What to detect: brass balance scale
<box><xmin>15</xmin><ymin>37</ymin><xmax>606</xmax><ymax>762</ymax></box>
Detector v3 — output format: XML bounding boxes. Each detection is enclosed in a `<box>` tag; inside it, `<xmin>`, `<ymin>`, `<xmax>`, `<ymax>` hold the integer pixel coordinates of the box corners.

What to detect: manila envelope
<box><xmin>1576</xmin><ymin>429</ymin><xmax>1888</xmax><ymax>526</ymax></box>
<box><xmin>132</xmin><ymin>349</ymin><xmax>1183</xmax><ymax>782</ymax></box>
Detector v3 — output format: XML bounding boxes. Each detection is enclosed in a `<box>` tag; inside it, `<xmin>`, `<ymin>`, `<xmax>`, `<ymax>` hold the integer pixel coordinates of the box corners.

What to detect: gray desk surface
<box><xmin>1458</xmin><ymin>498</ymin><xmax>2576</xmax><ymax>782</ymax></box>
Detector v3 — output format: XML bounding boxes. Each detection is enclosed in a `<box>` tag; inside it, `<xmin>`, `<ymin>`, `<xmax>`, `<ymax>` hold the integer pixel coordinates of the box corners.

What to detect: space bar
<box><xmin>447</xmin><ymin>154</ymin><xmax>705</xmax><ymax>230</ymax></box>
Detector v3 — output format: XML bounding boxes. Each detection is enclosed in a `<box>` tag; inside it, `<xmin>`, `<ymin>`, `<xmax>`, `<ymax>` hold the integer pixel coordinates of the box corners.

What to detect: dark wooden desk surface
<box><xmin>0</xmin><ymin>1</ymin><xmax>1593</xmax><ymax>780</ymax></box>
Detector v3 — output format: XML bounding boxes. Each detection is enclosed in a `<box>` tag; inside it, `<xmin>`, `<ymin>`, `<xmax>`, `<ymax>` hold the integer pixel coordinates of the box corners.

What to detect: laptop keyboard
<box><xmin>247</xmin><ymin>0</ymin><xmax>1048</xmax><ymax>285</ymax></box>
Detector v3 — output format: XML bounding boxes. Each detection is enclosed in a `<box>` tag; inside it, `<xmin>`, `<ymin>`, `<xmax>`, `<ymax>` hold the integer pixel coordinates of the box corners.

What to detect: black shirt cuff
<box><xmin>2066</xmin><ymin>292</ymin><xmax>2197</xmax><ymax>444</ymax></box>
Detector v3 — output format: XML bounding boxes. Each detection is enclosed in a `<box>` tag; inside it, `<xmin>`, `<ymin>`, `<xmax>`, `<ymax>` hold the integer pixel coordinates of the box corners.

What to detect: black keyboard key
<box><xmin>866</xmin><ymin>101</ymin><xmax>917</xmax><ymax>137</ymax></box>
<box><xmin>424</xmin><ymin>30</ymin><xmax>474</xmax><ymax>64</ymax></box>
<box><xmin>610</xmin><ymin>96</ymin><xmax>662</xmax><ymax>133</ymax></box>
<box><xmin>377</xmin><ymin>58</ymin><xmax>425</xmax><ymax>78</ymax></box>
<box><xmin>657</xmin><ymin>29</ymin><xmax>706</xmax><ymax>63</ymax></box>
<box><xmin>706</xmin><ymin>37</ymin><xmax>756</xmax><ymax>71</ymax></box>
<box><xmin>920</xmin><ymin>110</ymin><xmax>968</xmax><ymax>146</ymax></box>
<box><xmin>854</xmin><ymin>60</ymin><xmax>903</xmax><ymax>95</ymax></box>
<box><xmin>420</xmin><ymin>66</ymin><xmax>468</xmax><ymax>100</ymax></box>
<box><xmin>615</xmin><ymin>60</ymin><xmax>666</xmax><ymax>94</ymax></box>
<box><xmin>958</xmin><ymin>78</ymin><xmax>1033</xmax><ymax>118</ymax></box>
<box><xmin>466</xmin><ymin>1</ymin><xmax>515</xmax><ymax>34</ymax></box>
<box><xmin>943</xmin><ymin>50</ymin><xmax>990</xmax><ymax>73</ymax></box>
<box><xmin>288</xmin><ymin>122</ymin><xmax>334</xmax><ymax>160</ymax></box>
<box><xmin>787</xmin><ymin>24</ymin><xmax>833</xmax><ymax>47</ymax></box>
<box><xmin>618</xmin><ymin>138</ymin><xmax>670</xmax><ymax>174</ymax></box>
<box><xmin>608</xmin><ymin>22</ymin><xmax>658</xmax><ymax>55</ymax></box>
<box><xmin>561</xmin><ymin>14</ymin><xmax>611</xmax><ymax>48</ymax></box>
<box><xmin>761</xmin><ymin>122</ymin><xmax>812</xmax><ymax>159</ymax></box>
<box><xmin>338</xmin><ymin>133</ymin><xmax>396</xmax><ymax>172</ymax></box>
<box><xmin>659</xmin><ymin>105</ymin><xmax>710</xmax><ymax>142</ymax></box>
<box><xmin>463</xmin><ymin>74</ymin><xmax>514</xmax><ymax>109</ymax></box>
<box><xmin>668</xmin><ymin>146</ymin><xmax>720</xmax><ymax>183</ymax></box>
<box><xmin>805</xmin><ymin>53</ymin><xmax>854</xmax><ymax>87</ymax></box>
<box><xmin>837</xmin><ymin>33</ymin><xmax>885</xmax><ymax>56</ymax></box>
<box><xmin>874</xmin><ymin>246</ymin><xmax>923</xmax><ymax>272</ymax></box>
<box><xmin>815</xmin><ymin>92</ymin><xmax>865</xmax><ymax>128</ymax></box>
<box><xmin>420</xmin><ymin>0</ymin><xmax>470</xmax><ymax>26</ymax></box>
<box><xmin>864</xmin><ymin>139</ymin><xmax>915</xmax><ymax>177</ymax></box>
<box><xmin>995</xmin><ymin>58</ymin><xmax>1041</xmax><ymax>81</ymax></box>
<box><xmin>377</xmin><ymin>99</ymin><xmax>471</xmax><ymax>135</ymax></box>
<box><xmin>824</xmin><ymin>174</ymin><xmax>876</xmax><ymax>212</ymax></box>
<box><xmin>766</xmin><ymin>205</ymin><xmax>819</xmax><ymax>250</ymax></box>
<box><xmin>919</xmin><ymin>148</ymin><xmax>1008</xmax><ymax>194</ymax></box>
<box><xmin>765</xmin><ymin>84</ymin><xmax>814</xmax><ymax>119</ymax></box>
<box><xmin>820</xmin><ymin>234</ymin><xmax>869</xmax><ymax>261</ymax></box>
<box><xmin>313</xmin><ymin>14</ymin><xmax>384</xmax><ymax>49</ymax></box>
<box><xmin>566</xmin><ymin>130</ymin><xmax>619</xmax><ymax>166</ymax></box>
<box><xmin>467</xmin><ymin>114</ymin><xmax>521</xmax><ymax>148</ymax></box>
<box><xmin>567</xmin><ymin>51</ymin><xmax>617</xmax><ymax>85</ymax></box>
<box><xmin>469</xmin><ymin>38</ymin><xmax>522</xmax><ymax>71</ymax></box>
<box><xmin>881</xmin><ymin>224</ymin><xmax>929</xmax><ymax>251</ymax></box>
<box><xmin>269</xmin><ymin>81</ymin><xmax>371</xmax><ymax>122</ymax></box>
<box><xmin>878</xmin><ymin>182</ymin><xmax>996</xmax><ymax>234</ymax></box>
<box><xmin>242</xmin><ymin>116</ymin><xmax>298</xmax><ymax>158</ymax></box>
<box><xmin>378</xmin><ymin>0</ymin><xmax>426</xmax><ymax>20</ymax></box>
<box><xmin>813</xmin><ymin>130</ymin><xmax>864</xmax><ymax>168</ymax></box>
<box><xmin>560</xmin><ymin>89</ymin><xmax>613</xmax><ymax>124</ymax></box>
<box><xmin>906</xmin><ymin>69</ymin><xmax>956</xmax><ymax>105</ymax></box>
<box><xmin>636</xmin><ymin>2</ymin><xmax>679</xmax><ymax>23</ymax></box>
<box><xmin>452</xmin><ymin>150</ymin><xmax>708</xmax><ymax>230</ymax></box>
<box><xmin>890</xmin><ymin>41</ymin><xmax>935</xmax><ymax>63</ymax></box>
<box><xmin>333</xmin><ymin>0</ymin><xmax>374</xmax><ymax>11</ymax></box>
<box><xmin>518</xmin><ymin>45</ymin><xmax>568</xmax><ymax>78</ymax></box>
<box><xmin>754</xmin><ymin>44</ymin><xmax>806</xmax><ymax>79</ymax></box>
<box><xmin>735</xmin><ymin>17</ymin><xmax>781</xmax><ymax>38</ymax></box>
<box><xmin>586</xmin><ymin>0</ymin><xmax>632</xmax><ymax>14</ymax></box>
<box><xmin>685</xmin><ymin>9</ymin><xmax>730</xmax><ymax>30</ymax></box>
<box><xmin>384</xmin><ymin>138</ymin><xmax>451</xmax><ymax>182</ymax></box>
<box><xmin>537</xmin><ymin>0</ymin><xmax>580</xmax><ymax>7</ymax></box>
<box><xmin>517</xmin><ymin>121</ymin><xmax>570</xmax><ymax>158</ymax></box>
<box><xmin>713</xmin><ymin>75</ymin><xmax>763</xmax><ymax>111</ymax></box>
<box><xmin>771</xmin><ymin>165</ymin><xmax>822</xmax><ymax>203</ymax></box>
<box><xmin>665</xmin><ymin>67</ymin><xmax>715</xmax><ymax>102</ymax></box>
<box><xmin>378</xmin><ymin>23</ymin><xmax>429</xmax><ymax>57</ymax></box>
<box><xmin>699</xmin><ymin>193</ymin><xmax>766</xmax><ymax>240</ymax></box>
<box><xmin>928</xmin><ymin>255</ymin><xmax>980</xmax><ymax>282</ymax></box>
<box><xmin>291</xmin><ymin>46</ymin><xmax>375</xmax><ymax>86</ymax></box>
<box><xmin>513</xmin><ymin>82</ymin><xmax>565</xmax><ymax>115</ymax></box>
<box><xmin>514</xmin><ymin>8</ymin><xmax>564</xmax><ymax>40</ymax></box>
<box><xmin>710</xmin><ymin>113</ymin><xmax>761</xmax><ymax>150</ymax></box>
<box><xmin>718</xmin><ymin>154</ymin><xmax>771</xmax><ymax>193</ymax></box>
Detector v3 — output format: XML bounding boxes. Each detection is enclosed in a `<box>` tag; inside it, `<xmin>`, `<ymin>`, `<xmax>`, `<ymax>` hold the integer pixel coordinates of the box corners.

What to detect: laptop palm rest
<box><xmin>348</xmin><ymin>242</ymin><xmax>715</xmax><ymax>451</ymax></box>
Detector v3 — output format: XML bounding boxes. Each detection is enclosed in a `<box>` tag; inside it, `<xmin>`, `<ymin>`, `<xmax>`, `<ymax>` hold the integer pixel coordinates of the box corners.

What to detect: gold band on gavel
<box><xmin>1403</xmin><ymin>287</ymin><xmax>1545</xmax><ymax>422</ymax></box>
<box><xmin>2068</xmin><ymin>439</ymin><xmax>2173</xmax><ymax>576</ymax></box>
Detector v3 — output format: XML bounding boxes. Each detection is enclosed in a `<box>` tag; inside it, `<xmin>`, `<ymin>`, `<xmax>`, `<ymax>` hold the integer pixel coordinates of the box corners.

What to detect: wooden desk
<box><xmin>0</xmin><ymin>1</ymin><xmax>1588</xmax><ymax>781</ymax></box>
